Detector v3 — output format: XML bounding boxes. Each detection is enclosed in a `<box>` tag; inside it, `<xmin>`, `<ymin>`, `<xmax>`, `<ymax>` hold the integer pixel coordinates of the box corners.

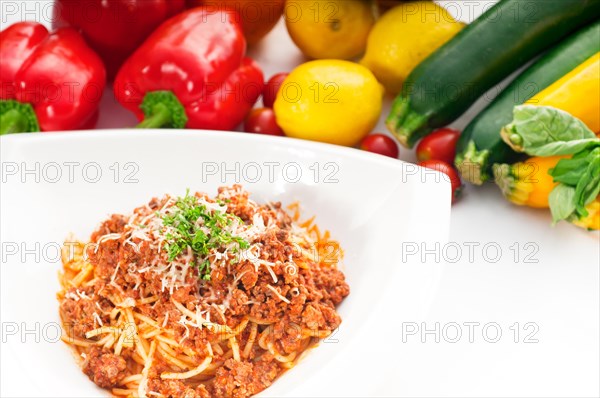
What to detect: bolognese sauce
<box><xmin>58</xmin><ymin>185</ymin><xmax>349</xmax><ymax>397</ymax></box>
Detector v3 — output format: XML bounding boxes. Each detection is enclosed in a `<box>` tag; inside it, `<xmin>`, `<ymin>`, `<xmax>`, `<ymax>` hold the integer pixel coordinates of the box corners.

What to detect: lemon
<box><xmin>285</xmin><ymin>0</ymin><xmax>375</xmax><ymax>60</ymax></box>
<box><xmin>274</xmin><ymin>60</ymin><xmax>383</xmax><ymax>146</ymax></box>
<box><xmin>361</xmin><ymin>1</ymin><xmax>464</xmax><ymax>94</ymax></box>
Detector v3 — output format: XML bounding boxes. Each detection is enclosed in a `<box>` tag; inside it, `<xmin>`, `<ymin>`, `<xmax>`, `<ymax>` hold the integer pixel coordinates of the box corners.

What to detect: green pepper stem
<box><xmin>0</xmin><ymin>100</ymin><xmax>40</xmax><ymax>135</ymax></box>
<box><xmin>0</xmin><ymin>109</ymin><xmax>28</xmax><ymax>135</ymax></box>
<box><xmin>136</xmin><ymin>103</ymin><xmax>172</xmax><ymax>129</ymax></box>
<box><xmin>136</xmin><ymin>91</ymin><xmax>188</xmax><ymax>129</ymax></box>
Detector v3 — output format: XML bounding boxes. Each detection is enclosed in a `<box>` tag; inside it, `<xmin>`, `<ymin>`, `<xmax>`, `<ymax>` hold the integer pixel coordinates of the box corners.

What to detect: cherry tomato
<box><xmin>416</xmin><ymin>128</ymin><xmax>461</xmax><ymax>164</ymax></box>
<box><xmin>244</xmin><ymin>108</ymin><xmax>284</xmax><ymax>136</ymax></box>
<box><xmin>418</xmin><ymin>160</ymin><xmax>463</xmax><ymax>203</ymax></box>
<box><xmin>360</xmin><ymin>134</ymin><xmax>399</xmax><ymax>158</ymax></box>
<box><xmin>263</xmin><ymin>73</ymin><xmax>289</xmax><ymax>108</ymax></box>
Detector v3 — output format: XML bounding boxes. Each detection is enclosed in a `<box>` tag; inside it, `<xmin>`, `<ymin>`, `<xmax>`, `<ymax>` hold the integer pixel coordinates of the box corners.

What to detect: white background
<box><xmin>1</xmin><ymin>1</ymin><xmax>598</xmax><ymax>396</ymax></box>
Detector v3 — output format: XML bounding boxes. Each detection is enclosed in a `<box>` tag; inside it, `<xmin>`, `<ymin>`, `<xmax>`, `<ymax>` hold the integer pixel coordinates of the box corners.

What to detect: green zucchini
<box><xmin>386</xmin><ymin>0</ymin><xmax>600</xmax><ymax>148</ymax></box>
<box><xmin>456</xmin><ymin>20</ymin><xmax>600</xmax><ymax>185</ymax></box>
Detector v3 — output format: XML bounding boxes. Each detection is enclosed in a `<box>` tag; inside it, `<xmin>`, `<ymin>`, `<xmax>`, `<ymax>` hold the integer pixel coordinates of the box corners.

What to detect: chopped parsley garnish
<box><xmin>161</xmin><ymin>191</ymin><xmax>249</xmax><ymax>281</ymax></box>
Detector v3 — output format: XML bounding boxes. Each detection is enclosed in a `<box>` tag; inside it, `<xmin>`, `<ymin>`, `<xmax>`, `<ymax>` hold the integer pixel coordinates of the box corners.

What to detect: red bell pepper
<box><xmin>0</xmin><ymin>22</ymin><xmax>106</xmax><ymax>134</ymax></box>
<box><xmin>0</xmin><ymin>22</ymin><xmax>48</xmax><ymax>100</ymax></box>
<box><xmin>53</xmin><ymin>0</ymin><xmax>185</xmax><ymax>80</ymax></box>
<box><xmin>113</xmin><ymin>7</ymin><xmax>264</xmax><ymax>131</ymax></box>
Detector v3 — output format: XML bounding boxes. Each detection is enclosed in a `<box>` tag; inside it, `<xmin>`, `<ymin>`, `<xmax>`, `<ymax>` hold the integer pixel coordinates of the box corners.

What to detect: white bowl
<box><xmin>0</xmin><ymin>130</ymin><xmax>450</xmax><ymax>397</ymax></box>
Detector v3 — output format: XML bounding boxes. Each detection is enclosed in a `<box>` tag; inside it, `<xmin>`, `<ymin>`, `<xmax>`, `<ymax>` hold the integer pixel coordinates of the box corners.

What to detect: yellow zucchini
<box><xmin>526</xmin><ymin>52</ymin><xmax>600</xmax><ymax>133</ymax></box>
<box><xmin>493</xmin><ymin>156</ymin><xmax>565</xmax><ymax>209</ymax></box>
<box><xmin>495</xmin><ymin>156</ymin><xmax>599</xmax><ymax>230</ymax></box>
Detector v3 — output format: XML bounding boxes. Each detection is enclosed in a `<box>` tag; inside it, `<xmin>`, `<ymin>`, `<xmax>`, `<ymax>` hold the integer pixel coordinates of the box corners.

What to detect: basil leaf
<box><xmin>573</xmin><ymin>148</ymin><xmax>600</xmax><ymax>218</ymax></box>
<box><xmin>549</xmin><ymin>184</ymin><xmax>577</xmax><ymax>223</ymax></box>
<box><xmin>502</xmin><ymin>105</ymin><xmax>599</xmax><ymax>156</ymax></box>
<box><xmin>551</xmin><ymin>150</ymin><xmax>594</xmax><ymax>185</ymax></box>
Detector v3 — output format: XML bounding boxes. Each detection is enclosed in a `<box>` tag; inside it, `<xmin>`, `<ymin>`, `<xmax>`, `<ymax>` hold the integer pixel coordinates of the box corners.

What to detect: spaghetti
<box><xmin>58</xmin><ymin>185</ymin><xmax>349</xmax><ymax>398</ymax></box>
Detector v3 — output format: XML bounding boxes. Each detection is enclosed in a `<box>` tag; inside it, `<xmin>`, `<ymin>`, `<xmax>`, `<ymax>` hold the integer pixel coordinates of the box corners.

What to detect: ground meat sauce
<box><xmin>83</xmin><ymin>347</ymin><xmax>128</xmax><ymax>388</ymax></box>
<box><xmin>58</xmin><ymin>186</ymin><xmax>349</xmax><ymax>397</ymax></box>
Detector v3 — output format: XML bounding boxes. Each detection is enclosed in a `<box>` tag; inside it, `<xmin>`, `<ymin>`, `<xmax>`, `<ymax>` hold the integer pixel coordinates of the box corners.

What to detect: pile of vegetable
<box><xmin>498</xmin><ymin>105</ymin><xmax>600</xmax><ymax>230</ymax></box>
<box><xmin>383</xmin><ymin>0</ymin><xmax>599</xmax><ymax>230</ymax></box>
<box><xmin>3</xmin><ymin>0</ymin><xmax>440</xmax><ymax>152</ymax></box>
<box><xmin>1</xmin><ymin>0</ymin><xmax>599</xmax><ymax>230</ymax></box>
<box><xmin>1</xmin><ymin>3</ymin><xmax>266</xmax><ymax>133</ymax></box>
